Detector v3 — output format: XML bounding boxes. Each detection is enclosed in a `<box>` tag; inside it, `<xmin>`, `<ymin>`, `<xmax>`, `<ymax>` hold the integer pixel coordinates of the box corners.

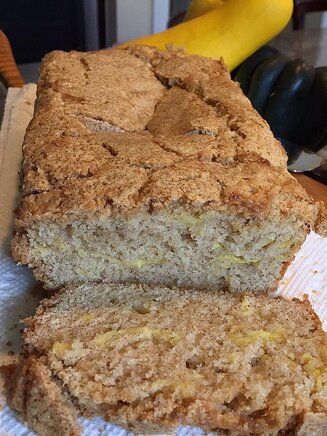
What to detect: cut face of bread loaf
<box><xmin>10</xmin><ymin>282</ymin><xmax>327</xmax><ymax>435</ymax></box>
<box><xmin>11</xmin><ymin>45</ymin><xmax>325</xmax><ymax>291</ymax></box>
<box><xmin>13</xmin><ymin>199</ymin><xmax>315</xmax><ymax>292</ymax></box>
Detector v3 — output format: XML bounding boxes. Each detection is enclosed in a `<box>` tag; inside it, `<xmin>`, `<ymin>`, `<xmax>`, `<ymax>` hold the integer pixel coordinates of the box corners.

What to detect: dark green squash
<box><xmin>233</xmin><ymin>47</ymin><xmax>327</xmax><ymax>153</ymax></box>
<box><xmin>307</xmin><ymin>67</ymin><xmax>327</xmax><ymax>151</ymax></box>
<box><xmin>247</xmin><ymin>55</ymin><xmax>288</xmax><ymax>114</ymax></box>
<box><xmin>263</xmin><ymin>59</ymin><xmax>315</xmax><ymax>143</ymax></box>
<box><xmin>234</xmin><ymin>45</ymin><xmax>278</xmax><ymax>94</ymax></box>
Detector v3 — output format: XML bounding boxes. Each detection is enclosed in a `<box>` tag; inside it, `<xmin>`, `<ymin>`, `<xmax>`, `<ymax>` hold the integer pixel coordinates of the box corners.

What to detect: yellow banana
<box><xmin>120</xmin><ymin>0</ymin><xmax>293</xmax><ymax>71</ymax></box>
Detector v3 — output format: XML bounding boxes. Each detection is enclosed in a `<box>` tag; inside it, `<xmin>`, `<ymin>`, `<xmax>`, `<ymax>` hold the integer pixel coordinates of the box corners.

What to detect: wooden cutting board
<box><xmin>294</xmin><ymin>174</ymin><xmax>327</xmax><ymax>206</ymax></box>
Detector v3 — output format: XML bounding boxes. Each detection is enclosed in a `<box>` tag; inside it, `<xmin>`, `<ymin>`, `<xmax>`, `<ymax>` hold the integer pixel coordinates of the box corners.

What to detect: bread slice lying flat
<box><xmin>11</xmin><ymin>45</ymin><xmax>326</xmax><ymax>292</ymax></box>
<box><xmin>9</xmin><ymin>282</ymin><xmax>327</xmax><ymax>435</ymax></box>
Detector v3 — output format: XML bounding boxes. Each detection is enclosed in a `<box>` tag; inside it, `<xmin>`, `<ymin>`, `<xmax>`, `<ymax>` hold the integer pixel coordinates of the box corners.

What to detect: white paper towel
<box><xmin>0</xmin><ymin>86</ymin><xmax>326</xmax><ymax>435</ymax></box>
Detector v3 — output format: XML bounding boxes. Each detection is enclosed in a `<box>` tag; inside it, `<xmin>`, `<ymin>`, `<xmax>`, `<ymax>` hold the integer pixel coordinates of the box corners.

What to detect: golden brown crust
<box><xmin>15</xmin><ymin>45</ymin><xmax>319</xmax><ymax>228</ymax></box>
<box><xmin>14</xmin><ymin>157</ymin><xmax>319</xmax><ymax>231</ymax></box>
<box><xmin>37</xmin><ymin>49</ymin><xmax>166</xmax><ymax>132</ymax></box>
<box><xmin>15</xmin><ymin>154</ymin><xmax>319</xmax><ymax>228</ymax></box>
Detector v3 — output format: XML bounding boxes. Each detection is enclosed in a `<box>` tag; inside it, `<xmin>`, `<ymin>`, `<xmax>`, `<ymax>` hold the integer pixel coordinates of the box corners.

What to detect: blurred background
<box><xmin>0</xmin><ymin>0</ymin><xmax>326</xmax><ymax>83</ymax></box>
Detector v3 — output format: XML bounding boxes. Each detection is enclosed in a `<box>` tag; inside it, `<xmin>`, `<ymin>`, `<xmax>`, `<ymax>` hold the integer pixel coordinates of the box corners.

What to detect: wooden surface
<box><xmin>294</xmin><ymin>174</ymin><xmax>327</xmax><ymax>205</ymax></box>
<box><xmin>0</xmin><ymin>30</ymin><xmax>24</xmax><ymax>88</ymax></box>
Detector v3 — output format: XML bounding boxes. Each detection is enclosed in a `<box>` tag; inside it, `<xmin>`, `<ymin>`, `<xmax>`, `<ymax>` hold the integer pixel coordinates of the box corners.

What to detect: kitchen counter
<box><xmin>271</xmin><ymin>28</ymin><xmax>327</xmax><ymax>67</ymax></box>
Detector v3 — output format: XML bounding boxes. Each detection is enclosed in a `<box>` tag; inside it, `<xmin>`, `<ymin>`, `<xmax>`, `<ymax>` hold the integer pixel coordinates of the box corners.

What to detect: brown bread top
<box><xmin>15</xmin><ymin>46</ymin><xmax>325</xmax><ymax>230</ymax></box>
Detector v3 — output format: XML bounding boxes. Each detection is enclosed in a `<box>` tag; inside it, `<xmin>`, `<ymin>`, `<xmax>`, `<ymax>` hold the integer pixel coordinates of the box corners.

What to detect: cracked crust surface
<box><xmin>8</xmin><ymin>282</ymin><xmax>327</xmax><ymax>435</ymax></box>
<box><xmin>13</xmin><ymin>46</ymin><xmax>322</xmax><ymax>225</ymax></box>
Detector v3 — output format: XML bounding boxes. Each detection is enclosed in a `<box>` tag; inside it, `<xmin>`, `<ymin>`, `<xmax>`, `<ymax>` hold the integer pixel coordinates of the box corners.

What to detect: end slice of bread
<box><xmin>8</xmin><ymin>356</ymin><xmax>79</xmax><ymax>436</ymax></box>
<box><xmin>9</xmin><ymin>282</ymin><xmax>327</xmax><ymax>435</ymax></box>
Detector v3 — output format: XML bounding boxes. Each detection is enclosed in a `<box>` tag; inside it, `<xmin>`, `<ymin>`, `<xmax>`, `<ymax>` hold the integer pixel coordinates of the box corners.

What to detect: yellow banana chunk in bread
<box><xmin>9</xmin><ymin>282</ymin><xmax>327</xmax><ymax>435</ymax></box>
<box><xmin>11</xmin><ymin>45</ymin><xmax>326</xmax><ymax>291</ymax></box>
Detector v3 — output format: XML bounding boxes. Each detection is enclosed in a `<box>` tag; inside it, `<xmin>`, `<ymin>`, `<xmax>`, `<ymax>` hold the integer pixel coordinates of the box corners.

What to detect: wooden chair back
<box><xmin>0</xmin><ymin>30</ymin><xmax>24</xmax><ymax>88</ymax></box>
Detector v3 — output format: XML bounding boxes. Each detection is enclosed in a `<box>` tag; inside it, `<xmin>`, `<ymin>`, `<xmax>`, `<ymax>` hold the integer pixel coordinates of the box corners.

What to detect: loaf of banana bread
<box><xmin>11</xmin><ymin>45</ymin><xmax>325</xmax><ymax>291</ymax></box>
<box><xmin>9</xmin><ymin>282</ymin><xmax>327</xmax><ymax>435</ymax></box>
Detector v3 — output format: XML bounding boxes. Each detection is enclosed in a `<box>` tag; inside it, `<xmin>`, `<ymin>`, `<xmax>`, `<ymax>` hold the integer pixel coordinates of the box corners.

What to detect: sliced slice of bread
<box><xmin>9</xmin><ymin>282</ymin><xmax>327</xmax><ymax>434</ymax></box>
